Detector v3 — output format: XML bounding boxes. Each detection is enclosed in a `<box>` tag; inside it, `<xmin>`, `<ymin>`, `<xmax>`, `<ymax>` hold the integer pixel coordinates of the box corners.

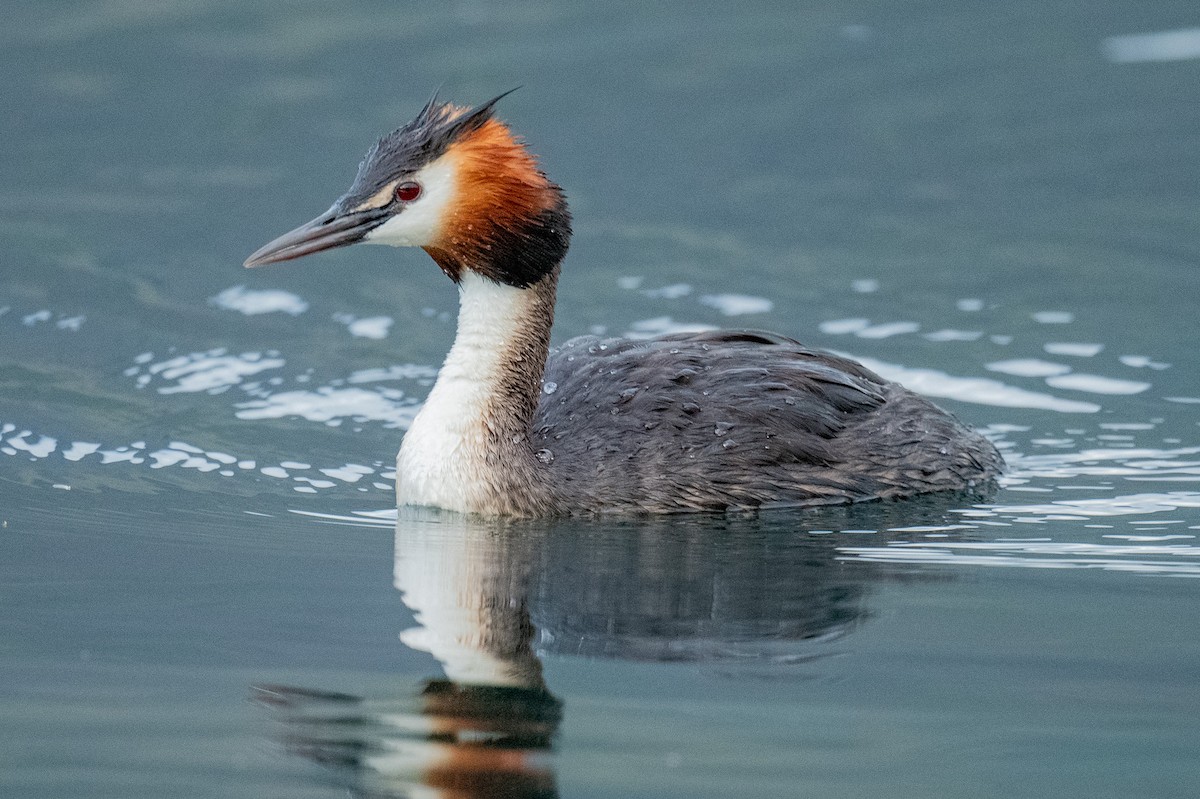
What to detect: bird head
<box><xmin>244</xmin><ymin>92</ymin><xmax>570</xmax><ymax>288</ymax></box>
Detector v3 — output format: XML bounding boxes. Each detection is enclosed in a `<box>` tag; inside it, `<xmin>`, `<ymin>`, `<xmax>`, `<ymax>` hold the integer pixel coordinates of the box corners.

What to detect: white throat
<box><xmin>396</xmin><ymin>272</ymin><xmax>535</xmax><ymax>513</ymax></box>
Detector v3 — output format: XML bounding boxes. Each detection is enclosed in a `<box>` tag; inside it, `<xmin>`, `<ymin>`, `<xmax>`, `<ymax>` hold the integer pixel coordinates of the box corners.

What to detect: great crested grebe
<box><xmin>245</xmin><ymin>93</ymin><xmax>1003</xmax><ymax>516</ymax></box>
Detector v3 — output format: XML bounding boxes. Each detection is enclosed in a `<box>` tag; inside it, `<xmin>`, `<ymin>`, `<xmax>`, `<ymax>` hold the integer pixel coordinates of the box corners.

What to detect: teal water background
<box><xmin>2</xmin><ymin>3</ymin><xmax>1199</xmax><ymax>797</ymax></box>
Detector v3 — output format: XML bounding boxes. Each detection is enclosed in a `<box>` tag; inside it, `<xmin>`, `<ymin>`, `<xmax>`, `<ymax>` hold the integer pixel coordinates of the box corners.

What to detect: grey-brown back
<box><xmin>531</xmin><ymin>330</ymin><xmax>1003</xmax><ymax>514</ymax></box>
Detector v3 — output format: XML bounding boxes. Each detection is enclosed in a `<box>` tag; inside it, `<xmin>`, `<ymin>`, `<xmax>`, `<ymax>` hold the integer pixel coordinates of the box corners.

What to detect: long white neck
<box><xmin>396</xmin><ymin>270</ymin><xmax>557</xmax><ymax>515</ymax></box>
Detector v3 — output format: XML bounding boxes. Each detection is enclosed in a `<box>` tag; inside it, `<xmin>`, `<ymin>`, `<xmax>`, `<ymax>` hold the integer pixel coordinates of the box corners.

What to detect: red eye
<box><xmin>395</xmin><ymin>181</ymin><xmax>421</xmax><ymax>203</ymax></box>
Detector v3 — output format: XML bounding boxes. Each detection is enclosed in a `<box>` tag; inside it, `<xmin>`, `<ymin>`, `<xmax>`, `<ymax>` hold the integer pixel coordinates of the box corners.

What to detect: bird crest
<box><xmin>337</xmin><ymin>90</ymin><xmax>517</xmax><ymax>213</ymax></box>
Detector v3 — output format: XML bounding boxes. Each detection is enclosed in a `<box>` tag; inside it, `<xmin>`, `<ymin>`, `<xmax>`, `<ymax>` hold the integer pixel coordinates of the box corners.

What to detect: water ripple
<box><xmin>974</xmin><ymin>491</ymin><xmax>1200</xmax><ymax>520</ymax></box>
<box><xmin>838</xmin><ymin>539</ymin><xmax>1200</xmax><ymax>577</ymax></box>
<box><xmin>1005</xmin><ymin>447</ymin><xmax>1200</xmax><ymax>481</ymax></box>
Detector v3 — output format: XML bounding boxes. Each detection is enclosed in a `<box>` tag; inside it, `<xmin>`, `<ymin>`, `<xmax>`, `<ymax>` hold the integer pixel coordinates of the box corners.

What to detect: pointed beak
<box><xmin>244</xmin><ymin>205</ymin><xmax>390</xmax><ymax>268</ymax></box>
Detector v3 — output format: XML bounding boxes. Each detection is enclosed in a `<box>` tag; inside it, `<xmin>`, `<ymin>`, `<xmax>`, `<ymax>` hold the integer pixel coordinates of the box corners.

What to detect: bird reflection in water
<box><xmin>257</xmin><ymin>497</ymin><xmax>979</xmax><ymax>797</ymax></box>
<box><xmin>254</xmin><ymin>680</ymin><xmax>560</xmax><ymax>798</ymax></box>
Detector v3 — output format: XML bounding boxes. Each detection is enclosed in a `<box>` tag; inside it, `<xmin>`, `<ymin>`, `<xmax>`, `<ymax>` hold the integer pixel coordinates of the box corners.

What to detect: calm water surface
<box><xmin>3</xmin><ymin>2</ymin><xmax>1199</xmax><ymax>797</ymax></box>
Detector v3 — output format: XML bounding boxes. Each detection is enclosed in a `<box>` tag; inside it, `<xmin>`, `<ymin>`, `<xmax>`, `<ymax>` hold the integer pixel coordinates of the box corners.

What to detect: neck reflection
<box><xmin>395</xmin><ymin>507</ymin><xmax>548</xmax><ymax>689</ymax></box>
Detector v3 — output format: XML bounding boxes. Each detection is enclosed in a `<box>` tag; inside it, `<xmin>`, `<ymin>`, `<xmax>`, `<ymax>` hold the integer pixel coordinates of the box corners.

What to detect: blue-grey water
<box><xmin>3</xmin><ymin>2</ymin><xmax>1200</xmax><ymax>797</ymax></box>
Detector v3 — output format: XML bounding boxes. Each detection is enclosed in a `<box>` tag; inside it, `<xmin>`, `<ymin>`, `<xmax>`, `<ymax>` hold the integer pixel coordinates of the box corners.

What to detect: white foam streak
<box><xmin>1044</xmin><ymin>342</ymin><xmax>1103</xmax><ymax>357</ymax></box>
<box><xmin>1006</xmin><ymin>447</ymin><xmax>1200</xmax><ymax>481</ymax></box>
<box><xmin>210</xmin><ymin>285</ymin><xmax>309</xmax><ymax>316</ymax></box>
<box><xmin>140</xmin><ymin>350</ymin><xmax>286</xmax><ymax>395</ymax></box>
<box><xmin>987</xmin><ymin>359</ymin><xmax>1071</xmax><ymax>377</ymax></box>
<box><xmin>235</xmin><ymin>387</ymin><xmax>417</xmax><ymax>428</ymax></box>
<box><xmin>347</xmin><ymin>365</ymin><xmax>438</xmax><ymax>383</ymax></box>
<box><xmin>1104</xmin><ymin>27</ymin><xmax>1200</xmax><ymax>64</ymax></box>
<box><xmin>981</xmin><ymin>491</ymin><xmax>1200</xmax><ymax>519</ymax></box>
<box><xmin>5</xmin><ymin>432</ymin><xmax>57</xmax><ymax>458</ymax></box>
<box><xmin>856</xmin><ymin>321</ymin><xmax>920</xmax><ymax>339</ymax></box>
<box><xmin>698</xmin><ymin>294</ymin><xmax>774</xmax><ymax>316</ymax></box>
<box><xmin>334</xmin><ymin>313</ymin><xmax>394</xmax><ymax>339</ymax></box>
<box><xmin>625</xmin><ymin>316</ymin><xmax>718</xmax><ymax>338</ymax></box>
<box><xmin>1045</xmin><ymin>373</ymin><xmax>1150</xmax><ymax>395</ymax></box>
<box><xmin>856</xmin><ymin>357</ymin><xmax>1100</xmax><ymax>413</ymax></box>
<box><xmin>819</xmin><ymin>318</ymin><xmax>870</xmax><ymax>335</ymax></box>
<box><xmin>839</xmin><ymin>541</ymin><xmax>1200</xmax><ymax>577</ymax></box>
<box><xmin>319</xmin><ymin>463</ymin><xmax>376</xmax><ymax>483</ymax></box>
<box><xmin>62</xmin><ymin>442</ymin><xmax>101</xmax><ymax>461</ymax></box>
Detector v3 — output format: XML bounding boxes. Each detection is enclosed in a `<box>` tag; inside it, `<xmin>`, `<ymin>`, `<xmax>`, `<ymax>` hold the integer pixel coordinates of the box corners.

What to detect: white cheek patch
<box><xmin>363</xmin><ymin>156</ymin><xmax>458</xmax><ymax>248</ymax></box>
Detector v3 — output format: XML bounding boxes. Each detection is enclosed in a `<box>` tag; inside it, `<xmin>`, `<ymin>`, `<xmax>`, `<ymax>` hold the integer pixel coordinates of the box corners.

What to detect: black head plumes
<box><xmin>334</xmin><ymin>89</ymin><xmax>517</xmax><ymax>213</ymax></box>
